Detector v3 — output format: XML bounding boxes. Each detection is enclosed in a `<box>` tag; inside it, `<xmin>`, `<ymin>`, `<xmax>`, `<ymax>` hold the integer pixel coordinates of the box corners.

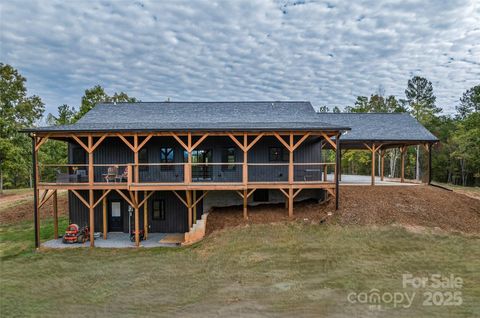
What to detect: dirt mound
<box><xmin>207</xmin><ymin>185</ymin><xmax>480</xmax><ymax>235</ymax></box>
<box><xmin>0</xmin><ymin>191</ymin><xmax>68</xmax><ymax>225</ymax></box>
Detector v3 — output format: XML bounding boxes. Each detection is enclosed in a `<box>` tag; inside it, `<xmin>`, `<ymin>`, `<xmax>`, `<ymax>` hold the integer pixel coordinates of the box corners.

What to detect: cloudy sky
<box><xmin>1</xmin><ymin>0</ymin><xmax>479</xmax><ymax>116</ymax></box>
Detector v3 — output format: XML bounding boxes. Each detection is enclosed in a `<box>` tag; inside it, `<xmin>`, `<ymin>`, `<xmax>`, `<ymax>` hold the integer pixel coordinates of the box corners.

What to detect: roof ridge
<box><xmin>98</xmin><ymin>101</ymin><xmax>311</xmax><ymax>105</ymax></box>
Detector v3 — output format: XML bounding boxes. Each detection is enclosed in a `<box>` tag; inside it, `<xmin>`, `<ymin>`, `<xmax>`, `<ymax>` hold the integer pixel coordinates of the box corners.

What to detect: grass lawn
<box><xmin>431</xmin><ymin>182</ymin><xmax>480</xmax><ymax>200</ymax></box>
<box><xmin>1</xmin><ymin>217</ymin><xmax>479</xmax><ymax>317</ymax></box>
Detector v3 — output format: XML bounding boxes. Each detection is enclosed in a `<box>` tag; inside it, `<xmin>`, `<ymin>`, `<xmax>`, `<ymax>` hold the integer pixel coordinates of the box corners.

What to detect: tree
<box><xmin>46</xmin><ymin>104</ymin><xmax>77</xmax><ymax>126</ymax></box>
<box><xmin>74</xmin><ymin>85</ymin><xmax>137</xmax><ymax>122</ymax></box>
<box><xmin>405</xmin><ymin>76</ymin><xmax>441</xmax><ymax>180</ymax></box>
<box><xmin>456</xmin><ymin>85</ymin><xmax>480</xmax><ymax>118</ymax></box>
<box><xmin>0</xmin><ymin>63</ymin><xmax>45</xmax><ymax>191</ymax></box>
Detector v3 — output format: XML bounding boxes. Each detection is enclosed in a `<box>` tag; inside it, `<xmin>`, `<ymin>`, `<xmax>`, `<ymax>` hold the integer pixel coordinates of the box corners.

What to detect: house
<box><xmin>24</xmin><ymin>101</ymin><xmax>438</xmax><ymax>247</ymax></box>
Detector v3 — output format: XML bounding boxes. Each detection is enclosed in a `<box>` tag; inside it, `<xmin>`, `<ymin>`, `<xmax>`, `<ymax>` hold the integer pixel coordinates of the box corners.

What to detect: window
<box><xmin>139</xmin><ymin>148</ymin><xmax>148</xmax><ymax>171</ymax></box>
<box><xmin>222</xmin><ymin>147</ymin><xmax>236</xmax><ymax>171</ymax></box>
<box><xmin>152</xmin><ymin>200</ymin><xmax>165</xmax><ymax>220</ymax></box>
<box><xmin>269</xmin><ymin>147</ymin><xmax>289</xmax><ymax>162</ymax></box>
<box><xmin>160</xmin><ymin>148</ymin><xmax>174</xmax><ymax>170</ymax></box>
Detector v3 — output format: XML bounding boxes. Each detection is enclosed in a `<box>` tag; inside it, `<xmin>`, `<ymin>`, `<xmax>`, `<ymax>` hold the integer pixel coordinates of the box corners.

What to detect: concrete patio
<box><xmin>42</xmin><ymin>232</ymin><xmax>184</xmax><ymax>249</ymax></box>
<box><xmin>333</xmin><ymin>174</ymin><xmax>420</xmax><ymax>186</ymax></box>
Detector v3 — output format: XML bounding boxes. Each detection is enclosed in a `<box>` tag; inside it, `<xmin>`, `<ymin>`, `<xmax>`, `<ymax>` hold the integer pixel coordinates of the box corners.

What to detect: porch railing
<box><xmin>38</xmin><ymin>162</ymin><xmax>336</xmax><ymax>185</ymax></box>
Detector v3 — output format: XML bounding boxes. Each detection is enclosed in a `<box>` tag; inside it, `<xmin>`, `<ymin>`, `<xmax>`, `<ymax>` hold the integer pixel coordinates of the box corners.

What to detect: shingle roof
<box><xmin>317</xmin><ymin>112</ymin><xmax>438</xmax><ymax>142</ymax></box>
<box><xmin>23</xmin><ymin>101</ymin><xmax>438</xmax><ymax>143</ymax></box>
<box><xmin>25</xmin><ymin>101</ymin><xmax>349</xmax><ymax>132</ymax></box>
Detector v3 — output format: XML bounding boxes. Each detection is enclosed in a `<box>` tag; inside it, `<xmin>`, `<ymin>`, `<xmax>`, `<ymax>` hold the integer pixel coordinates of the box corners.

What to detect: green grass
<box><xmin>1</xmin><ymin>219</ymin><xmax>479</xmax><ymax>317</ymax></box>
<box><xmin>432</xmin><ymin>182</ymin><xmax>480</xmax><ymax>200</ymax></box>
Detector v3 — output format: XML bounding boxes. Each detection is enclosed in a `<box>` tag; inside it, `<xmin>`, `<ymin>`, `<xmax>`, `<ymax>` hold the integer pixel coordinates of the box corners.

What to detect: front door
<box><xmin>108</xmin><ymin>200</ymin><xmax>123</xmax><ymax>232</ymax></box>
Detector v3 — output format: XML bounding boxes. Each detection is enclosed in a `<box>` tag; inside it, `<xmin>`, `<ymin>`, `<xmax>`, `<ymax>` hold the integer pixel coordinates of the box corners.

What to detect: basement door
<box><xmin>108</xmin><ymin>200</ymin><xmax>123</xmax><ymax>232</ymax></box>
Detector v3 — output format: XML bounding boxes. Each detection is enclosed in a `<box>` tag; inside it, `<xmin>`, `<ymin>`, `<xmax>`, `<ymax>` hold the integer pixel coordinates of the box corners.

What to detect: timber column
<box><xmin>335</xmin><ymin>134</ymin><xmax>341</xmax><ymax>210</ymax></box>
<box><xmin>31</xmin><ymin>135</ymin><xmax>40</xmax><ymax>249</ymax></box>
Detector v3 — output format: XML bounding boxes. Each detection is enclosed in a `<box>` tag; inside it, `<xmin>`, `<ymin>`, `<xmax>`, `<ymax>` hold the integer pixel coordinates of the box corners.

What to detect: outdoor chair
<box><xmin>115</xmin><ymin>167</ymin><xmax>128</xmax><ymax>182</ymax></box>
<box><xmin>103</xmin><ymin>166</ymin><xmax>118</xmax><ymax>183</ymax></box>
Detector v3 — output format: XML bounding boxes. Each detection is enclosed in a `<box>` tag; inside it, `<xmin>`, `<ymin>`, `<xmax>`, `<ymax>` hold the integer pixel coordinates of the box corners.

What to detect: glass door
<box><xmin>185</xmin><ymin>149</ymin><xmax>213</xmax><ymax>181</ymax></box>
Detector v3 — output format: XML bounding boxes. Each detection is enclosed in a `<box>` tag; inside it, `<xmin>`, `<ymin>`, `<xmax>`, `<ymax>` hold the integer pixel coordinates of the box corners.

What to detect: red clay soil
<box><xmin>0</xmin><ymin>192</ymin><xmax>68</xmax><ymax>225</ymax></box>
<box><xmin>206</xmin><ymin>186</ymin><xmax>480</xmax><ymax>235</ymax></box>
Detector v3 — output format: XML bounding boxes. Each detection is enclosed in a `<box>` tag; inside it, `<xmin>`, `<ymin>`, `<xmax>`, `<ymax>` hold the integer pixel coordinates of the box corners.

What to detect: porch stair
<box><xmin>182</xmin><ymin>212</ymin><xmax>209</xmax><ymax>246</ymax></box>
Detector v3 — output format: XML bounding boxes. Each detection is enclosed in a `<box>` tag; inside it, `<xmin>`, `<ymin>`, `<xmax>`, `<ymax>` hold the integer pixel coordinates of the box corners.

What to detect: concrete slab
<box><xmin>42</xmin><ymin>232</ymin><xmax>182</xmax><ymax>249</ymax></box>
<box><xmin>333</xmin><ymin>174</ymin><xmax>419</xmax><ymax>186</ymax></box>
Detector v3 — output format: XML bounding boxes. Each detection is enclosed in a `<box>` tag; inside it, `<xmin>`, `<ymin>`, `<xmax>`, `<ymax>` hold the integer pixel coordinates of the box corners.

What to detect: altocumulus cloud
<box><xmin>0</xmin><ymin>0</ymin><xmax>479</xmax><ymax>115</ymax></box>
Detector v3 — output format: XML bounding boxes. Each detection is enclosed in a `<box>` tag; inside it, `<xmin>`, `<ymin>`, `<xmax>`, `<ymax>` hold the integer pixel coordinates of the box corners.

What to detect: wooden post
<box><xmin>53</xmin><ymin>190</ymin><xmax>58</xmax><ymax>239</ymax></box>
<box><xmin>380</xmin><ymin>149</ymin><xmax>385</xmax><ymax>181</ymax></box>
<box><xmin>88</xmin><ymin>135</ymin><xmax>93</xmax><ymax>185</ymax></box>
<box><xmin>338</xmin><ymin>149</ymin><xmax>342</xmax><ymax>182</ymax></box>
<box><xmin>89</xmin><ymin>189</ymin><xmax>94</xmax><ymax>247</ymax></box>
<box><xmin>193</xmin><ymin>190</ymin><xmax>197</xmax><ymax>223</ymax></box>
<box><xmin>102</xmin><ymin>192</ymin><xmax>107</xmax><ymax>240</ymax></box>
<box><xmin>427</xmin><ymin>143</ymin><xmax>432</xmax><ymax>185</ymax></box>
<box><xmin>288</xmin><ymin>133</ymin><xmax>294</xmax><ymax>184</ymax></box>
<box><xmin>134</xmin><ymin>134</ymin><xmax>139</xmax><ymax>183</ymax></box>
<box><xmin>335</xmin><ymin>134</ymin><xmax>340</xmax><ymax>210</ymax></box>
<box><xmin>243</xmin><ymin>133</ymin><xmax>248</xmax><ymax>185</ymax></box>
<box><xmin>186</xmin><ymin>190</ymin><xmax>192</xmax><ymax>229</ymax></box>
<box><xmin>371</xmin><ymin>144</ymin><xmax>376</xmax><ymax>186</ymax></box>
<box><xmin>288</xmin><ymin>187</ymin><xmax>293</xmax><ymax>217</ymax></box>
<box><xmin>134</xmin><ymin>191</ymin><xmax>140</xmax><ymax>247</ymax></box>
<box><xmin>243</xmin><ymin>189</ymin><xmax>248</xmax><ymax>220</ymax></box>
<box><xmin>32</xmin><ymin>136</ymin><xmax>40</xmax><ymax>248</ymax></box>
<box><xmin>144</xmin><ymin>191</ymin><xmax>148</xmax><ymax>239</ymax></box>
<box><xmin>401</xmin><ymin>146</ymin><xmax>406</xmax><ymax>183</ymax></box>
<box><xmin>186</xmin><ymin>133</ymin><xmax>192</xmax><ymax>184</ymax></box>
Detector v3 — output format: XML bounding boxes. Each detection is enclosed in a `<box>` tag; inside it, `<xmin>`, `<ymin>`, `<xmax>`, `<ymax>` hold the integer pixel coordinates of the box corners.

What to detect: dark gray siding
<box><xmin>67</xmin><ymin>136</ymin><xmax>323</xmax><ymax>233</ymax></box>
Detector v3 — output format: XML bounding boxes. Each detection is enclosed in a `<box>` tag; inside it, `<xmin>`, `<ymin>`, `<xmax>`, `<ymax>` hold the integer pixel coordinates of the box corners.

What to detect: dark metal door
<box><xmin>108</xmin><ymin>200</ymin><xmax>123</xmax><ymax>232</ymax></box>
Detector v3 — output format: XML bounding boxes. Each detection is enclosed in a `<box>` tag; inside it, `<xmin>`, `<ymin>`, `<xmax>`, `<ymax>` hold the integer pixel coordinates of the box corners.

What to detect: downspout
<box><xmin>31</xmin><ymin>134</ymin><xmax>40</xmax><ymax>249</ymax></box>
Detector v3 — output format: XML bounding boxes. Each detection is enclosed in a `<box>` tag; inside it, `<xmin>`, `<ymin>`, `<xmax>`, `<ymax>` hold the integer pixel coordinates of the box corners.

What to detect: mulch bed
<box><xmin>207</xmin><ymin>186</ymin><xmax>480</xmax><ymax>235</ymax></box>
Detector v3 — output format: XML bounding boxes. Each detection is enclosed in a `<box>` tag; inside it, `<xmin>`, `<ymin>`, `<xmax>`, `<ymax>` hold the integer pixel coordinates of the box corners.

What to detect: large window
<box><xmin>269</xmin><ymin>147</ymin><xmax>289</xmax><ymax>162</ymax></box>
<box><xmin>160</xmin><ymin>148</ymin><xmax>175</xmax><ymax>170</ymax></box>
<box><xmin>152</xmin><ymin>199</ymin><xmax>166</xmax><ymax>220</ymax></box>
<box><xmin>139</xmin><ymin>148</ymin><xmax>148</xmax><ymax>172</ymax></box>
<box><xmin>222</xmin><ymin>147</ymin><xmax>236</xmax><ymax>171</ymax></box>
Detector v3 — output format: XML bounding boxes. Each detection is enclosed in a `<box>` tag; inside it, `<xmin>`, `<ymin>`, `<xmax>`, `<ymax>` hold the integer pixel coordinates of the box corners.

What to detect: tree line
<box><xmin>1</xmin><ymin>63</ymin><xmax>479</xmax><ymax>192</ymax></box>
<box><xmin>319</xmin><ymin>77</ymin><xmax>479</xmax><ymax>186</ymax></box>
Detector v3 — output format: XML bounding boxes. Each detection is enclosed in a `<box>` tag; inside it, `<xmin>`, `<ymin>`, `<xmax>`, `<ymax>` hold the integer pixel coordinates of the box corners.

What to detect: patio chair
<box><xmin>115</xmin><ymin>167</ymin><xmax>128</xmax><ymax>183</ymax></box>
<box><xmin>103</xmin><ymin>166</ymin><xmax>118</xmax><ymax>183</ymax></box>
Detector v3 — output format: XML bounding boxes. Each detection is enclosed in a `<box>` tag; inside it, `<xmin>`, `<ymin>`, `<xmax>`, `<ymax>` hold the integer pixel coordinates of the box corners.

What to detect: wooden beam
<box><xmin>89</xmin><ymin>189</ymin><xmax>94</xmax><ymax>247</ymax></box>
<box><xmin>92</xmin><ymin>189</ymin><xmax>112</xmax><ymax>209</ymax></box>
<box><xmin>38</xmin><ymin>189</ymin><xmax>55</xmax><ymax>209</ymax></box>
<box><xmin>321</xmin><ymin>133</ymin><xmax>337</xmax><ymax>150</ymax></box>
<box><xmin>246</xmin><ymin>189</ymin><xmax>256</xmax><ymax>199</ymax></box>
<box><xmin>371</xmin><ymin>144</ymin><xmax>376</xmax><ymax>186</ymax></box>
<box><xmin>172</xmin><ymin>190</ymin><xmax>188</xmax><ymax>207</ymax></box>
<box><xmin>380</xmin><ymin>149</ymin><xmax>385</xmax><ymax>181</ymax></box>
<box><xmin>88</xmin><ymin>135</ymin><xmax>93</xmax><ymax>186</ymax></box>
<box><xmin>245</xmin><ymin>133</ymin><xmax>265</xmax><ymax>151</ymax></box>
<box><xmin>279</xmin><ymin>188</ymin><xmax>288</xmax><ymax>197</ymax></box>
<box><xmin>228</xmin><ymin>133</ymin><xmax>246</xmax><ymax>151</ymax></box>
<box><xmin>243</xmin><ymin>189</ymin><xmax>248</xmax><ymax>220</ymax></box>
<box><xmin>326</xmin><ymin>188</ymin><xmax>335</xmax><ymax>197</ymax></box>
<box><xmin>134</xmin><ymin>134</ymin><xmax>139</xmax><ymax>184</ymax></box>
<box><xmin>288</xmin><ymin>187</ymin><xmax>293</xmax><ymax>217</ymax></box>
<box><xmin>292</xmin><ymin>188</ymin><xmax>302</xmax><ymax>199</ymax></box>
<box><xmin>243</xmin><ymin>133</ymin><xmax>248</xmax><ymax>185</ymax></box>
<box><xmin>191</xmin><ymin>133</ymin><xmax>209</xmax><ymax>151</ymax></box>
<box><xmin>170</xmin><ymin>132</ymin><xmax>189</xmax><ymax>151</ymax></box>
<box><xmin>144</xmin><ymin>191</ymin><xmax>149</xmax><ymax>240</ymax></box>
<box><xmin>128</xmin><ymin>190</ymin><xmax>137</xmax><ymax>208</ymax></box>
<box><xmin>292</xmin><ymin>132</ymin><xmax>311</xmax><ymax>151</ymax></box>
<box><xmin>235</xmin><ymin>190</ymin><xmax>244</xmax><ymax>198</ymax></box>
<box><xmin>53</xmin><ymin>190</ymin><xmax>58</xmax><ymax>239</ymax></box>
<box><xmin>71</xmin><ymin>189</ymin><xmax>90</xmax><ymax>208</ymax></box>
<box><xmin>91</xmin><ymin>134</ymin><xmax>107</xmax><ymax>152</ymax></box>
<box><xmin>186</xmin><ymin>190</ymin><xmax>192</xmax><ymax>229</ymax></box>
<box><xmin>134</xmin><ymin>191</ymin><xmax>140</xmax><ymax>247</ymax></box>
<box><xmin>273</xmin><ymin>132</ymin><xmax>292</xmax><ymax>151</ymax></box>
<box><xmin>34</xmin><ymin>134</ymin><xmax>50</xmax><ymax>152</ymax></box>
<box><xmin>116</xmin><ymin>133</ymin><xmax>136</xmax><ymax>152</ymax></box>
<box><xmin>39</xmin><ymin>189</ymin><xmax>49</xmax><ymax>206</ymax></box>
<box><xmin>400</xmin><ymin>146</ymin><xmax>406</xmax><ymax>183</ymax></box>
<box><xmin>103</xmin><ymin>191</ymin><xmax>107</xmax><ymax>240</ymax></box>
<box><xmin>137</xmin><ymin>191</ymin><xmax>155</xmax><ymax>208</ymax></box>
<box><xmin>192</xmin><ymin>190</ymin><xmax>208</xmax><ymax>208</ymax></box>
<box><xmin>71</xmin><ymin>135</ymin><xmax>90</xmax><ymax>152</ymax></box>
<box><xmin>115</xmin><ymin>189</ymin><xmax>135</xmax><ymax>207</ymax></box>
<box><xmin>289</xmin><ymin>133</ymin><xmax>294</xmax><ymax>184</ymax></box>
<box><xmin>137</xmin><ymin>134</ymin><xmax>153</xmax><ymax>151</ymax></box>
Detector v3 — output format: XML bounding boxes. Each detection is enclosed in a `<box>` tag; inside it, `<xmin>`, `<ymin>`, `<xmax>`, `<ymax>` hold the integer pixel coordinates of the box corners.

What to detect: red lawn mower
<box><xmin>62</xmin><ymin>224</ymin><xmax>90</xmax><ymax>244</ymax></box>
